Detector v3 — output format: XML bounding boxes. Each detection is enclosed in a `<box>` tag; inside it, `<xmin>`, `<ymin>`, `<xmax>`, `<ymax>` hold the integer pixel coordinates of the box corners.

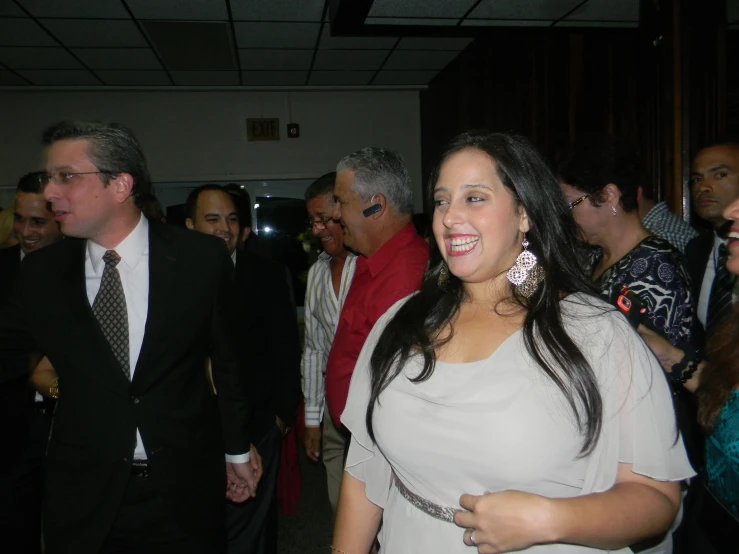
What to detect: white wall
<box><xmin>0</xmin><ymin>89</ymin><xmax>423</xmax><ymax>212</ymax></box>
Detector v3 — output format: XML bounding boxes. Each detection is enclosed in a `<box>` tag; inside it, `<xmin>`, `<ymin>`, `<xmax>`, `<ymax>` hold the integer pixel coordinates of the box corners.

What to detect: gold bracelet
<box><xmin>330</xmin><ymin>547</ymin><xmax>349</xmax><ymax>554</ymax></box>
<box><xmin>49</xmin><ymin>378</ymin><xmax>59</xmax><ymax>400</ymax></box>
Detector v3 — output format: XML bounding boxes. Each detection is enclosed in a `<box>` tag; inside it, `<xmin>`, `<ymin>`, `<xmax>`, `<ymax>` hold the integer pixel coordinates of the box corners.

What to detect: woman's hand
<box><xmin>636</xmin><ymin>325</ymin><xmax>683</xmax><ymax>373</ymax></box>
<box><xmin>454</xmin><ymin>491</ymin><xmax>555</xmax><ymax>553</ymax></box>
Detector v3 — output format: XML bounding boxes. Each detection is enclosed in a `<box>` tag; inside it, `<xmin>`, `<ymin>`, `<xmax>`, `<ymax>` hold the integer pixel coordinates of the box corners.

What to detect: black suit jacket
<box><xmin>0</xmin><ymin>244</ymin><xmax>21</xmax><ymax>297</ymax></box>
<box><xmin>684</xmin><ymin>231</ymin><xmax>714</xmax><ymax>349</ymax></box>
<box><xmin>234</xmin><ymin>250</ymin><xmax>301</xmax><ymax>442</ymax></box>
<box><xmin>0</xmin><ymin>222</ymin><xmax>251</xmax><ymax>554</ymax></box>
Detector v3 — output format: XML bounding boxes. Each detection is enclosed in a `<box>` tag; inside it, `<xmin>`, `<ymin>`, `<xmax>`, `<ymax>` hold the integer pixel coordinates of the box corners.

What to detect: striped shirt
<box><xmin>301</xmin><ymin>251</ymin><xmax>357</xmax><ymax>427</ymax></box>
<box><xmin>641</xmin><ymin>201</ymin><xmax>698</xmax><ymax>254</ymax></box>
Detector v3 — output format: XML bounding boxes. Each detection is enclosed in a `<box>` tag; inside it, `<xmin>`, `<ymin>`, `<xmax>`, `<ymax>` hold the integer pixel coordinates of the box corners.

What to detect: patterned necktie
<box><xmin>92</xmin><ymin>250</ymin><xmax>130</xmax><ymax>379</ymax></box>
<box><xmin>706</xmin><ymin>243</ymin><xmax>736</xmax><ymax>337</ymax></box>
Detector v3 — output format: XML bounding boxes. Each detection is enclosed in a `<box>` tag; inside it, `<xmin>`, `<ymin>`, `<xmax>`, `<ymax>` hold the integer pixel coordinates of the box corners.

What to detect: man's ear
<box><xmin>185</xmin><ymin>218</ymin><xmax>194</xmax><ymax>230</ymax></box>
<box><xmin>518</xmin><ymin>206</ymin><xmax>530</xmax><ymax>234</ymax></box>
<box><xmin>241</xmin><ymin>226</ymin><xmax>251</xmax><ymax>243</ymax></box>
<box><xmin>636</xmin><ymin>186</ymin><xmax>643</xmax><ymax>203</ymax></box>
<box><xmin>365</xmin><ymin>194</ymin><xmax>386</xmax><ymax>219</ymax></box>
<box><xmin>112</xmin><ymin>173</ymin><xmax>135</xmax><ymax>203</ymax></box>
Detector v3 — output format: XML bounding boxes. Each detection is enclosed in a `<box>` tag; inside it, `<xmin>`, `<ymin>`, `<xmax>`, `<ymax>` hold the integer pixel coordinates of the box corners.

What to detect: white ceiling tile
<box><xmin>241</xmin><ymin>71</ymin><xmax>307</xmax><ymax>86</ymax></box>
<box><xmin>308</xmin><ymin>71</ymin><xmax>374</xmax><ymax>86</ymax></box>
<box><xmin>565</xmin><ymin>0</ymin><xmax>639</xmax><ymax>21</ymax></box>
<box><xmin>0</xmin><ymin>4</ymin><xmax>25</xmax><ymax>16</ymax></box>
<box><xmin>17</xmin><ymin>0</ymin><xmax>130</xmax><ymax>19</ymax></box>
<box><xmin>234</xmin><ymin>22</ymin><xmax>320</xmax><ymax>49</ymax></box>
<box><xmin>397</xmin><ymin>37</ymin><xmax>473</xmax><ymax>50</ymax></box>
<box><xmin>97</xmin><ymin>70</ymin><xmax>171</xmax><ymax>85</ymax></box>
<box><xmin>231</xmin><ymin>0</ymin><xmax>324</xmax><ymax>22</ymax></box>
<box><xmin>40</xmin><ymin>19</ymin><xmax>148</xmax><ymax>47</ymax></box>
<box><xmin>239</xmin><ymin>49</ymin><xmax>313</xmax><ymax>71</ymax></box>
<box><xmin>0</xmin><ymin>47</ymin><xmax>83</xmax><ymax>69</ymax></box>
<box><xmin>72</xmin><ymin>48</ymin><xmax>162</xmax><ymax>69</ymax></box>
<box><xmin>0</xmin><ymin>70</ymin><xmax>29</xmax><ymax>85</ymax></box>
<box><xmin>369</xmin><ymin>0</ymin><xmax>477</xmax><ymax>19</ymax></box>
<box><xmin>383</xmin><ymin>50</ymin><xmax>461</xmax><ymax>71</ymax></box>
<box><xmin>313</xmin><ymin>50</ymin><xmax>389</xmax><ymax>71</ymax></box>
<box><xmin>0</xmin><ymin>18</ymin><xmax>57</xmax><ymax>46</ymax></box>
<box><xmin>319</xmin><ymin>31</ymin><xmax>397</xmax><ymax>50</ymax></box>
<box><xmin>372</xmin><ymin>70</ymin><xmax>438</xmax><ymax>85</ymax></box>
<box><xmin>468</xmin><ymin>0</ymin><xmax>582</xmax><ymax>20</ymax></box>
<box><xmin>554</xmin><ymin>21</ymin><xmax>637</xmax><ymax>28</ymax></box>
<box><xmin>170</xmin><ymin>71</ymin><xmax>240</xmax><ymax>85</ymax></box>
<box><xmin>125</xmin><ymin>0</ymin><xmax>227</xmax><ymax>21</ymax></box>
<box><xmin>461</xmin><ymin>19</ymin><xmax>551</xmax><ymax>27</ymax></box>
<box><xmin>18</xmin><ymin>69</ymin><xmax>101</xmax><ymax>85</ymax></box>
<box><xmin>365</xmin><ymin>18</ymin><xmax>460</xmax><ymax>26</ymax></box>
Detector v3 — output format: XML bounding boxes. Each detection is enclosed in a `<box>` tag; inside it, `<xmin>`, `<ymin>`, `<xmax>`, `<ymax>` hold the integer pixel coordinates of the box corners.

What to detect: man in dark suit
<box><xmin>685</xmin><ymin>139</ymin><xmax>739</xmax><ymax>342</ymax></box>
<box><xmin>0</xmin><ymin>121</ymin><xmax>261</xmax><ymax>554</ymax></box>
<box><xmin>0</xmin><ymin>170</ymin><xmax>63</xmax><ymax>554</ymax></box>
<box><xmin>185</xmin><ymin>184</ymin><xmax>301</xmax><ymax>554</ymax></box>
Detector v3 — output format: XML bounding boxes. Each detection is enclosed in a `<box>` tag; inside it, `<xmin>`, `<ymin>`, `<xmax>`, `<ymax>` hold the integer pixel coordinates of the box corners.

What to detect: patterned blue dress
<box><xmin>592</xmin><ymin>236</ymin><xmax>694</xmax><ymax>345</ymax></box>
<box><xmin>706</xmin><ymin>389</ymin><xmax>739</xmax><ymax>517</ymax></box>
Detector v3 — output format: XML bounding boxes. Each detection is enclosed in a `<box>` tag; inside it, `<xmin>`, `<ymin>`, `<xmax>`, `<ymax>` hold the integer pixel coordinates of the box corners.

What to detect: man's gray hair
<box><xmin>336</xmin><ymin>147</ymin><xmax>413</xmax><ymax>214</ymax></box>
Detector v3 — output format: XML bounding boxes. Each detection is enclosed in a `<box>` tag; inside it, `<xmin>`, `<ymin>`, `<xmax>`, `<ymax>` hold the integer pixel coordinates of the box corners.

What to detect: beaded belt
<box><xmin>393</xmin><ymin>474</ymin><xmax>457</xmax><ymax>523</ymax></box>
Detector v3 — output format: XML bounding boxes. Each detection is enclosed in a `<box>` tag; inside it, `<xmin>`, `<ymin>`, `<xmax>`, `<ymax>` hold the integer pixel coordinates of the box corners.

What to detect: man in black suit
<box><xmin>0</xmin><ymin>121</ymin><xmax>261</xmax><ymax>554</ymax></box>
<box><xmin>0</xmin><ymin>170</ymin><xmax>63</xmax><ymax>554</ymax></box>
<box><xmin>686</xmin><ymin>139</ymin><xmax>739</xmax><ymax>341</ymax></box>
<box><xmin>185</xmin><ymin>184</ymin><xmax>301</xmax><ymax>554</ymax></box>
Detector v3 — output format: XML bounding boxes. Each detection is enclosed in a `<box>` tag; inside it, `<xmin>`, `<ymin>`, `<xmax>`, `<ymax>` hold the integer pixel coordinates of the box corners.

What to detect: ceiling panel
<box><xmin>554</xmin><ymin>21</ymin><xmax>637</xmax><ymax>28</ymax></box>
<box><xmin>234</xmin><ymin>22</ymin><xmax>320</xmax><ymax>49</ymax></box>
<box><xmin>0</xmin><ymin>18</ymin><xmax>57</xmax><ymax>46</ymax></box>
<box><xmin>126</xmin><ymin>0</ymin><xmax>228</xmax><ymax>21</ymax></box>
<box><xmin>239</xmin><ymin>49</ymin><xmax>313</xmax><ymax>71</ymax></box>
<box><xmin>18</xmin><ymin>69</ymin><xmax>101</xmax><ymax>85</ymax></box>
<box><xmin>372</xmin><ymin>70</ymin><xmax>438</xmax><ymax>85</ymax></box>
<box><xmin>318</xmin><ymin>30</ymin><xmax>397</xmax><ymax>50</ymax></box>
<box><xmin>40</xmin><ymin>19</ymin><xmax>148</xmax><ymax>47</ymax></box>
<box><xmin>0</xmin><ymin>70</ymin><xmax>29</xmax><ymax>85</ymax></box>
<box><xmin>96</xmin><ymin>70</ymin><xmax>171</xmax><ymax>85</ymax></box>
<box><xmin>366</xmin><ymin>18</ymin><xmax>460</xmax><ymax>26</ymax></box>
<box><xmin>313</xmin><ymin>49</ymin><xmax>389</xmax><ymax>71</ymax></box>
<box><xmin>467</xmin><ymin>0</ymin><xmax>582</xmax><ymax>21</ymax></box>
<box><xmin>383</xmin><ymin>49</ymin><xmax>461</xmax><ymax>70</ymax></box>
<box><xmin>72</xmin><ymin>48</ymin><xmax>162</xmax><ymax>69</ymax></box>
<box><xmin>17</xmin><ymin>0</ymin><xmax>130</xmax><ymax>19</ymax></box>
<box><xmin>0</xmin><ymin>47</ymin><xmax>83</xmax><ymax>69</ymax></box>
<box><xmin>369</xmin><ymin>0</ymin><xmax>477</xmax><ymax>19</ymax></box>
<box><xmin>461</xmin><ymin>19</ymin><xmax>551</xmax><ymax>26</ymax></box>
<box><xmin>241</xmin><ymin>71</ymin><xmax>307</xmax><ymax>86</ymax></box>
<box><xmin>564</xmin><ymin>0</ymin><xmax>639</xmax><ymax>22</ymax></box>
<box><xmin>231</xmin><ymin>0</ymin><xmax>324</xmax><ymax>22</ymax></box>
<box><xmin>308</xmin><ymin>71</ymin><xmax>374</xmax><ymax>86</ymax></box>
<box><xmin>170</xmin><ymin>70</ymin><xmax>240</xmax><ymax>86</ymax></box>
<box><xmin>0</xmin><ymin>4</ymin><xmax>25</xmax><ymax>16</ymax></box>
<box><xmin>397</xmin><ymin>37</ymin><xmax>473</xmax><ymax>50</ymax></box>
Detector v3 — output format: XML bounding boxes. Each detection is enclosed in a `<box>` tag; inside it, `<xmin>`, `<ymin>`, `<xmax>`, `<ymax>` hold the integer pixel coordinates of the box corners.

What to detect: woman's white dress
<box><xmin>341</xmin><ymin>293</ymin><xmax>695</xmax><ymax>553</ymax></box>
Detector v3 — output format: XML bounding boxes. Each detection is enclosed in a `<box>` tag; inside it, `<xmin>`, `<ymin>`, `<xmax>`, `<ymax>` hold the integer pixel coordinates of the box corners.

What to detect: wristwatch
<box><xmin>49</xmin><ymin>378</ymin><xmax>59</xmax><ymax>399</ymax></box>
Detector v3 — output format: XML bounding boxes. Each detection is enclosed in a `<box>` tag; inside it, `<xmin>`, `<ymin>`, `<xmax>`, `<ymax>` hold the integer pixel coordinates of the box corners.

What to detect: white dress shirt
<box><xmin>85</xmin><ymin>214</ymin><xmax>248</xmax><ymax>463</ymax></box>
<box><xmin>301</xmin><ymin>251</ymin><xmax>356</xmax><ymax>427</ymax></box>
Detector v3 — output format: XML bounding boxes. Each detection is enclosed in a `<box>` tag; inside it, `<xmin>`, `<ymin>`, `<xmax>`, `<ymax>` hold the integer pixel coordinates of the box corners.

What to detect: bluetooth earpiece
<box><xmin>363</xmin><ymin>204</ymin><xmax>382</xmax><ymax>217</ymax></box>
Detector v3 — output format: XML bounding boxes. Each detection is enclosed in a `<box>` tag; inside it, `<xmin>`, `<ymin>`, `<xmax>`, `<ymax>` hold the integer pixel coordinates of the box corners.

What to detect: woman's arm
<box><xmin>30</xmin><ymin>354</ymin><xmax>58</xmax><ymax>399</ymax></box>
<box><xmin>637</xmin><ymin>325</ymin><xmax>703</xmax><ymax>392</ymax></box>
<box><xmin>332</xmin><ymin>472</ymin><xmax>382</xmax><ymax>554</ymax></box>
<box><xmin>455</xmin><ymin>463</ymin><xmax>681</xmax><ymax>552</ymax></box>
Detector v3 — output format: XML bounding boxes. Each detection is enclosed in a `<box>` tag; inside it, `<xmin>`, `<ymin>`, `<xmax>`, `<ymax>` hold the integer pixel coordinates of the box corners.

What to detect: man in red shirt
<box><xmin>325</xmin><ymin>147</ymin><xmax>429</xmax><ymax>432</ymax></box>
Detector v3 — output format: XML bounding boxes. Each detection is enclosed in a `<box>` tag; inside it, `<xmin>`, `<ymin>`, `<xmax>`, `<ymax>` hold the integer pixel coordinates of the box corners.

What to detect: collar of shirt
<box><xmin>356</xmin><ymin>224</ymin><xmax>419</xmax><ymax>278</ymax></box>
<box><xmin>19</xmin><ymin>248</ymin><xmax>25</xmax><ymax>262</ymax></box>
<box><xmin>318</xmin><ymin>250</ymin><xmax>331</xmax><ymax>263</ymax></box>
<box><xmin>642</xmin><ymin>201</ymin><xmax>668</xmax><ymax>227</ymax></box>
<box><xmin>231</xmin><ymin>248</ymin><xmax>237</xmax><ymax>266</ymax></box>
<box><xmin>87</xmin><ymin>212</ymin><xmax>149</xmax><ymax>275</ymax></box>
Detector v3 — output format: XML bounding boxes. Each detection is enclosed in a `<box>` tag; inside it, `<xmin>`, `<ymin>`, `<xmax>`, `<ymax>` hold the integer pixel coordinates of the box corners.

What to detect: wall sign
<box><xmin>246</xmin><ymin>118</ymin><xmax>280</xmax><ymax>141</ymax></box>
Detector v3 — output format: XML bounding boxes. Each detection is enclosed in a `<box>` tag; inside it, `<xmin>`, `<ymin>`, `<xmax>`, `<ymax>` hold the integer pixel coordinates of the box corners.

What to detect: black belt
<box><xmin>131</xmin><ymin>461</ymin><xmax>150</xmax><ymax>478</ymax></box>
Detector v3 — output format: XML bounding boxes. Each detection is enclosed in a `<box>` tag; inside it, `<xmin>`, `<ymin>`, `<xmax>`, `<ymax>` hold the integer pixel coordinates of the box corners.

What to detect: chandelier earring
<box><xmin>438</xmin><ymin>262</ymin><xmax>449</xmax><ymax>290</ymax></box>
<box><xmin>506</xmin><ymin>234</ymin><xmax>544</xmax><ymax>298</ymax></box>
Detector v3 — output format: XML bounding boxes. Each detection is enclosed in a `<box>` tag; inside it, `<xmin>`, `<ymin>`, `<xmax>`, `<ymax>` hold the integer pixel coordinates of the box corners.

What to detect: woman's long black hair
<box><xmin>366</xmin><ymin>131</ymin><xmax>605</xmax><ymax>455</ymax></box>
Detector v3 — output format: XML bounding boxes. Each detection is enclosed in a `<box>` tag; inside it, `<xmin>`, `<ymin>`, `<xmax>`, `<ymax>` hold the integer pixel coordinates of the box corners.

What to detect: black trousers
<box><xmin>99</xmin><ymin>471</ymin><xmax>213</xmax><ymax>554</ymax></box>
<box><xmin>225</xmin><ymin>425</ymin><xmax>282</xmax><ymax>554</ymax></box>
<box><xmin>0</xmin><ymin>402</ymin><xmax>52</xmax><ymax>554</ymax></box>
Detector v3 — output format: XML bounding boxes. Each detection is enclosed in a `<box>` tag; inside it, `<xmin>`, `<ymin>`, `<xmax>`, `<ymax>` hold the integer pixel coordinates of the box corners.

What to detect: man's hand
<box><xmin>303</xmin><ymin>425</ymin><xmax>321</xmax><ymax>462</ymax></box>
<box><xmin>225</xmin><ymin>444</ymin><xmax>263</xmax><ymax>503</ymax></box>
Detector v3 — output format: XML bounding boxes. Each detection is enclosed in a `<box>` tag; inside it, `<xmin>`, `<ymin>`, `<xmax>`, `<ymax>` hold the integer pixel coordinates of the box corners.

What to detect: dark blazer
<box><xmin>684</xmin><ymin>231</ymin><xmax>715</xmax><ymax>349</ymax></box>
<box><xmin>0</xmin><ymin>244</ymin><xmax>21</xmax><ymax>298</ymax></box>
<box><xmin>0</xmin><ymin>222</ymin><xmax>251</xmax><ymax>554</ymax></box>
<box><xmin>234</xmin><ymin>250</ymin><xmax>301</xmax><ymax>442</ymax></box>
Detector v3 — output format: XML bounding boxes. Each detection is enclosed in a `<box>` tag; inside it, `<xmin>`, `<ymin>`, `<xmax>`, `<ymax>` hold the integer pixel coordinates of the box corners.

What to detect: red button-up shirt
<box><xmin>325</xmin><ymin>224</ymin><xmax>429</xmax><ymax>426</ymax></box>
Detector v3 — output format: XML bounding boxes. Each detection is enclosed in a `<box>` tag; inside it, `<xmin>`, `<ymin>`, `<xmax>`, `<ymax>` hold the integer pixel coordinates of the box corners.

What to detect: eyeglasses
<box><xmin>306</xmin><ymin>216</ymin><xmax>333</xmax><ymax>230</ymax></box>
<box><xmin>567</xmin><ymin>194</ymin><xmax>590</xmax><ymax>211</ymax></box>
<box><xmin>39</xmin><ymin>171</ymin><xmax>113</xmax><ymax>186</ymax></box>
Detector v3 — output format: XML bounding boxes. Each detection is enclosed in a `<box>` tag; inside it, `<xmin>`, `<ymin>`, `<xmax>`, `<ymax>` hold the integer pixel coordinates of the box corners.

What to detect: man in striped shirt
<box><xmin>301</xmin><ymin>173</ymin><xmax>357</xmax><ymax>512</ymax></box>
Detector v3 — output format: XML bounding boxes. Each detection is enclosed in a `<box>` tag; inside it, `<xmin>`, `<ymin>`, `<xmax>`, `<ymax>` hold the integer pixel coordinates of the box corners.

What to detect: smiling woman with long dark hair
<box><xmin>330</xmin><ymin>131</ymin><xmax>694</xmax><ymax>554</ymax></box>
